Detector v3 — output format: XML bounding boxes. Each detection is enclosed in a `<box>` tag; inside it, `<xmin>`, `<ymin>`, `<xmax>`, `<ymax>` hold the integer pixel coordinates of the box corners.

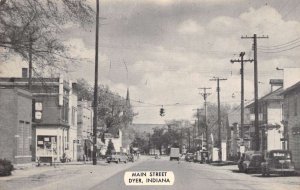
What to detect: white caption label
<box><xmin>124</xmin><ymin>171</ymin><xmax>175</xmax><ymax>186</ymax></box>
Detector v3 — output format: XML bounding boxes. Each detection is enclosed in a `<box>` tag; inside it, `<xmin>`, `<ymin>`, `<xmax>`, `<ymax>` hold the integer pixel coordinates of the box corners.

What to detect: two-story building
<box><xmin>246</xmin><ymin>79</ymin><xmax>284</xmax><ymax>153</ymax></box>
<box><xmin>0</xmin><ymin>76</ymin><xmax>78</xmax><ymax>163</ymax></box>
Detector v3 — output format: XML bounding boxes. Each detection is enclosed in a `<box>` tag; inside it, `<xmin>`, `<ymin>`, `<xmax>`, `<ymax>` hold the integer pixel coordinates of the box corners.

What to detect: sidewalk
<box><xmin>0</xmin><ymin>160</ymin><xmax>106</xmax><ymax>181</ymax></box>
<box><xmin>0</xmin><ymin>157</ymin><xmax>149</xmax><ymax>182</ymax></box>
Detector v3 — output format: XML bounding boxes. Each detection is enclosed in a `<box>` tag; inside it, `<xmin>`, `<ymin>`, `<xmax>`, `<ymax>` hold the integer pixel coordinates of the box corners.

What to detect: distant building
<box><xmin>0</xmin><ymin>77</ymin><xmax>78</xmax><ymax>163</ymax></box>
<box><xmin>281</xmin><ymin>81</ymin><xmax>300</xmax><ymax>170</ymax></box>
<box><xmin>130</xmin><ymin>123</ymin><xmax>168</xmax><ymax>135</ymax></box>
<box><xmin>246</xmin><ymin>79</ymin><xmax>284</xmax><ymax>153</ymax></box>
<box><xmin>0</xmin><ymin>88</ymin><xmax>32</xmax><ymax>164</ymax></box>
<box><xmin>77</xmin><ymin>101</ymin><xmax>93</xmax><ymax>160</ymax></box>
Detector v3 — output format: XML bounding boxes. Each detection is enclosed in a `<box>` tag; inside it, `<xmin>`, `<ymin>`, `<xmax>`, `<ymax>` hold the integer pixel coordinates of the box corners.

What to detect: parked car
<box><xmin>107</xmin><ymin>152</ymin><xmax>128</xmax><ymax>163</ymax></box>
<box><xmin>127</xmin><ymin>154</ymin><xmax>135</xmax><ymax>162</ymax></box>
<box><xmin>239</xmin><ymin>151</ymin><xmax>263</xmax><ymax>173</ymax></box>
<box><xmin>185</xmin><ymin>153</ymin><xmax>194</xmax><ymax>162</ymax></box>
<box><xmin>193</xmin><ymin>152</ymin><xmax>200</xmax><ymax>163</ymax></box>
<box><xmin>261</xmin><ymin>150</ymin><xmax>296</xmax><ymax>176</ymax></box>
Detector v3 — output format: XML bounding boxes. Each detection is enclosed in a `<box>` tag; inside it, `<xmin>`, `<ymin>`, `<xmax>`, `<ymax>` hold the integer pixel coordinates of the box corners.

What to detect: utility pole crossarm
<box><xmin>241</xmin><ymin>35</ymin><xmax>269</xmax><ymax>39</ymax></box>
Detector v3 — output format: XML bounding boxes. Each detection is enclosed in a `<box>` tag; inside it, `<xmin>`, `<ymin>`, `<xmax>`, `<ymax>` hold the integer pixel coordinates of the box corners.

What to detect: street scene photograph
<box><xmin>0</xmin><ymin>0</ymin><xmax>300</xmax><ymax>189</ymax></box>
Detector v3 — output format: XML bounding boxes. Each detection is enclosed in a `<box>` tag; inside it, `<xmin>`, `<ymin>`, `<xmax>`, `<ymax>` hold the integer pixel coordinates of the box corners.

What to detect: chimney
<box><xmin>22</xmin><ymin>68</ymin><xmax>28</xmax><ymax>78</ymax></box>
<box><xmin>269</xmin><ymin>79</ymin><xmax>283</xmax><ymax>92</ymax></box>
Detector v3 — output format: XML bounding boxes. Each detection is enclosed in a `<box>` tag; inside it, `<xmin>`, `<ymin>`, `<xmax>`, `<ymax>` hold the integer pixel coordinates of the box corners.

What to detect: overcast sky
<box><xmin>1</xmin><ymin>0</ymin><xmax>300</xmax><ymax>124</ymax></box>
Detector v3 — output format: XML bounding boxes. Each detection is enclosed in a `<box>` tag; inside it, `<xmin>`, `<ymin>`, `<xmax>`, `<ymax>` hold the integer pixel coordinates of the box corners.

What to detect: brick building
<box><xmin>0</xmin><ymin>77</ymin><xmax>78</xmax><ymax>163</ymax></box>
<box><xmin>0</xmin><ymin>88</ymin><xmax>32</xmax><ymax>164</ymax></box>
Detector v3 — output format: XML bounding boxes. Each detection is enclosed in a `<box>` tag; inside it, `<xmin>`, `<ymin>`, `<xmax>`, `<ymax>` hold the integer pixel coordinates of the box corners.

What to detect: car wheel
<box><xmin>124</xmin><ymin>160</ymin><xmax>127</xmax><ymax>163</ymax></box>
<box><xmin>107</xmin><ymin>161</ymin><xmax>111</xmax><ymax>164</ymax></box>
<box><xmin>244</xmin><ymin>168</ymin><xmax>248</xmax><ymax>174</ymax></box>
<box><xmin>116</xmin><ymin>159</ymin><xmax>119</xmax><ymax>164</ymax></box>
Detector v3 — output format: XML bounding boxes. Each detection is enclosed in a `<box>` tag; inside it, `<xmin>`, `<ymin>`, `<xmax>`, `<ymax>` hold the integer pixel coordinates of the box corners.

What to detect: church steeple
<box><xmin>126</xmin><ymin>87</ymin><xmax>130</xmax><ymax>106</ymax></box>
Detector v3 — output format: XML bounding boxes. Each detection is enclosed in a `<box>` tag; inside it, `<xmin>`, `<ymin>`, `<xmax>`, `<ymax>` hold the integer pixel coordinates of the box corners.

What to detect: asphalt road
<box><xmin>1</xmin><ymin>156</ymin><xmax>299</xmax><ymax>190</ymax></box>
<box><xmin>90</xmin><ymin>157</ymin><xmax>300</xmax><ymax>190</ymax></box>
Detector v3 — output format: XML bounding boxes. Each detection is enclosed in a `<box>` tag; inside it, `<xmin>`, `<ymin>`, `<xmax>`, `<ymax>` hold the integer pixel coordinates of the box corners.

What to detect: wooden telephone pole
<box><xmin>209</xmin><ymin>77</ymin><xmax>227</xmax><ymax>161</ymax></box>
<box><xmin>241</xmin><ymin>34</ymin><xmax>268</xmax><ymax>151</ymax></box>
<box><xmin>199</xmin><ymin>87</ymin><xmax>211</xmax><ymax>150</ymax></box>
<box><xmin>93</xmin><ymin>0</ymin><xmax>100</xmax><ymax>165</ymax></box>
<box><xmin>230</xmin><ymin>52</ymin><xmax>253</xmax><ymax>140</ymax></box>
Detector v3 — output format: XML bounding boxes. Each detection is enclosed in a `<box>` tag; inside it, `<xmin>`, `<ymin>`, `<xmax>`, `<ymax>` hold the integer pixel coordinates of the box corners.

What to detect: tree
<box><xmin>97</xmin><ymin>86</ymin><xmax>134</xmax><ymax>133</ymax></box>
<box><xmin>0</xmin><ymin>0</ymin><xmax>94</xmax><ymax>73</ymax></box>
<box><xmin>131</xmin><ymin>135</ymin><xmax>149</xmax><ymax>154</ymax></box>
<box><xmin>105</xmin><ymin>139</ymin><xmax>115</xmax><ymax>156</ymax></box>
<box><xmin>76</xmin><ymin>78</ymin><xmax>93</xmax><ymax>101</ymax></box>
<box><xmin>74</xmin><ymin>79</ymin><xmax>135</xmax><ymax>133</ymax></box>
<box><xmin>151</xmin><ymin>127</ymin><xmax>165</xmax><ymax>154</ymax></box>
<box><xmin>196</xmin><ymin>103</ymin><xmax>231</xmax><ymax>147</ymax></box>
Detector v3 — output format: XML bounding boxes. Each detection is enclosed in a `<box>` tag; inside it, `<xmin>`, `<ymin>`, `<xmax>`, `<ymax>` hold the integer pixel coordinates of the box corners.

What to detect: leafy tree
<box><xmin>0</xmin><ymin>0</ymin><xmax>93</xmax><ymax>72</ymax></box>
<box><xmin>76</xmin><ymin>78</ymin><xmax>93</xmax><ymax>101</ymax></box>
<box><xmin>97</xmin><ymin>86</ymin><xmax>134</xmax><ymax>133</ymax></box>
<box><xmin>195</xmin><ymin>103</ymin><xmax>232</xmax><ymax>147</ymax></box>
<box><xmin>105</xmin><ymin>139</ymin><xmax>115</xmax><ymax>156</ymax></box>
<box><xmin>131</xmin><ymin>136</ymin><xmax>149</xmax><ymax>154</ymax></box>
<box><xmin>151</xmin><ymin>127</ymin><xmax>165</xmax><ymax>154</ymax></box>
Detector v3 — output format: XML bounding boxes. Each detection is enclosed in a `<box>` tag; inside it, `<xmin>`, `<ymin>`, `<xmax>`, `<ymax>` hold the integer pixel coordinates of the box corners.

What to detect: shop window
<box><xmin>36</xmin><ymin>135</ymin><xmax>57</xmax><ymax>156</ymax></box>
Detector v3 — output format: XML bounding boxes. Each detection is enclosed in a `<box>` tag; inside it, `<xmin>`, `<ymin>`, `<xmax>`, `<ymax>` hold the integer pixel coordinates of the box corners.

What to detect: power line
<box><xmin>259</xmin><ymin>44</ymin><xmax>300</xmax><ymax>53</ymax></box>
<box><xmin>258</xmin><ymin>38</ymin><xmax>300</xmax><ymax>49</ymax></box>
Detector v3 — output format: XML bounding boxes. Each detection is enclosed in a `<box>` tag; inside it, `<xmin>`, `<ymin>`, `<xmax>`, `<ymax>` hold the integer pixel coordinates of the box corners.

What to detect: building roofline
<box><xmin>280</xmin><ymin>81</ymin><xmax>300</xmax><ymax>95</ymax></box>
<box><xmin>245</xmin><ymin>87</ymin><xmax>283</xmax><ymax>108</ymax></box>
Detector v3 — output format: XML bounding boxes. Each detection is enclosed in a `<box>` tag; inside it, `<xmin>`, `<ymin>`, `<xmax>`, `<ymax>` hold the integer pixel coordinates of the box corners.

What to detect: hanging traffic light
<box><xmin>160</xmin><ymin>106</ymin><xmax>165</xmax><ymax>117</ymax></box>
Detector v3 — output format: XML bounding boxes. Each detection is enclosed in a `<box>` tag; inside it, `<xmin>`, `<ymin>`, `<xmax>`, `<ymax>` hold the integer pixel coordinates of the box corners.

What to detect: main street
<box><xmin>1</xmin><ymin>156</ymin><xmax>299</xmax><ymax>190</ymax></box>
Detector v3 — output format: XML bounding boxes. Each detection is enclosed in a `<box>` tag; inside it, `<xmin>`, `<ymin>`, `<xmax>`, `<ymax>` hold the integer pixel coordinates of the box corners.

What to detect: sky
<box><xmin>1</xmin><ymin>0</ymin><xmax>300</xmax><ymax>124</ymax></box>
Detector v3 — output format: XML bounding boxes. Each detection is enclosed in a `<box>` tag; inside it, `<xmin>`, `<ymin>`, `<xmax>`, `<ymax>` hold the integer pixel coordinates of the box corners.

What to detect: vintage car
<box><xmin>106</xmin><ymin>152</ymin><xmax>128</xmax><ymax>164</ymax></box>
<box><xmin>239</xmin><ymin>151</ymin><xmax>263</xmax><ymax>173</ymax></box>
<box><xmin>261</xmin><ymin>150</ymin><xmax>296</xmax><ymax>176</ymax></box>
<box><xmin>185</xmin><ymin>153</ymin><xmax>194</xmax><ymax>162</ymax></box>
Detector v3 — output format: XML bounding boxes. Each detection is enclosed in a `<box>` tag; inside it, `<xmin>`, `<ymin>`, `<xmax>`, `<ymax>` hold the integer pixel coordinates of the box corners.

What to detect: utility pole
<box><xmin>230</xmin><ymin>52</ymin><xmax>253</xmax><ymax>140</ymax></box>
<box><xmin>197</xmin><ymin>108</ymin><xmax>201</xmax><ymax>137</ymax></box>
<box><xmin>199</xmin><ymin>87</ymin><xmax>211</xmax><ymax>150</ymax></box>
<box><xmin>241</xmin><ymin>34</ymin><xmax>268</xmax><ymax>151</ymax></box>
<box><xmin>210</xmin><ymin>77</ymin><xmax>227</xmax><ymax>161</ymax></box>
<box><xmin>93</xmin><ymin>0</ymin><xmax>100</xmax><ymax>165</ymax></box>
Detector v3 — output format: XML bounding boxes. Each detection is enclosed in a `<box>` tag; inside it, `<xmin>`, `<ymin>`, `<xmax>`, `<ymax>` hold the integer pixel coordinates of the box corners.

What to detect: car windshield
<box><xmin>271</xmin><ymin>152</ymin><xmax>291</xmax><ymax>160</ymax></box>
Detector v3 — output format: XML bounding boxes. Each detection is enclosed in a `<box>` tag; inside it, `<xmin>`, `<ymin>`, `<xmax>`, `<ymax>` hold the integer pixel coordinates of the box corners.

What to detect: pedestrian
<box><xmin>83</xmin><ymin>154</ymin><xmax>86</xmax><ymax>164</ymax></box>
